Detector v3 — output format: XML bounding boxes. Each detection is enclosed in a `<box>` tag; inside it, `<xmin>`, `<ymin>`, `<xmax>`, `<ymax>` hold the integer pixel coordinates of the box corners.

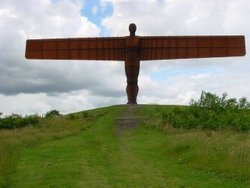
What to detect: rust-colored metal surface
<box><xmin>26</xmin><ymin>23</ymin><xmax>246</xmax><ymax>104</ymax></box>
<box><xmin>139</xmin><ymin>36</ymin><xmax>245</xmax><ymax>60</ymax></box>
<box><xmin>26</xmin><ymin>37</ymin><xmax>126</xmax><ymax>60</ymax></box>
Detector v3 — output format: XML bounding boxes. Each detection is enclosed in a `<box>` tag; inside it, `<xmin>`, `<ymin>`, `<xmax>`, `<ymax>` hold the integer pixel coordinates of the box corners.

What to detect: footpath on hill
<box><xmin>115</xmin><ymin>105</ymin><xmax>144</xmax><ymax>135</ymax></box>
<box><xmin>11</xmin><ymin>105</ymin><xmax>248</xmax><ymax>188</ymax></box>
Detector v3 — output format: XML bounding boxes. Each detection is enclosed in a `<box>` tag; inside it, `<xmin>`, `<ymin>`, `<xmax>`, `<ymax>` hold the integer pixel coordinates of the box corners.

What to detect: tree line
<box><xmin>0</xmin><ymin>110</ymin><xmax>60</xmax><ymax>129</ymax></box>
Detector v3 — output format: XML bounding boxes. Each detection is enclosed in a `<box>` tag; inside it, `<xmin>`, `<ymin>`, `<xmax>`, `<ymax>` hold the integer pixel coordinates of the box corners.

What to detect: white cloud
<box><xmin>0</xmin><ymin>91</ymin><xmax>96</xmax><ymax>116</ymax></box>
<box><xmin>92</xmin><ymin>6</ymin><xmax>98</xmax><ymax>15</ymax></box>
<box><xmin>190</xmin><ymin>74</ymin><xmax>210</xmax><ymax>79</ymax></box>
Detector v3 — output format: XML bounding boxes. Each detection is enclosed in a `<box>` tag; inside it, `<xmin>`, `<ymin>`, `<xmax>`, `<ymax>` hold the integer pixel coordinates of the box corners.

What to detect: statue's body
<box><xmin>125</xmin><ymin>24</ymin><xmax>140</xmax><ymax>104</ymax></box>
<box><xmin>25</xmin><ymin>23</ymin><xmax>245</xmax><ymax>104</ymax></box>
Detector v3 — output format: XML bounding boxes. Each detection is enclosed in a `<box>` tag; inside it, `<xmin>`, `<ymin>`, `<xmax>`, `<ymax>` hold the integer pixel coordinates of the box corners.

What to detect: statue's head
<box><xmin>129</xmin><ymin>23</ymin><xmax>136</xmax><ymax>36</ymax></box>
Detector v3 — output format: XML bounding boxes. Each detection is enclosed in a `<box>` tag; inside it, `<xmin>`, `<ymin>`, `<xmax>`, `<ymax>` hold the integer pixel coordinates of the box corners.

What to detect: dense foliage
<box><xmin>45</xmin><ymin>110</ymin><xmax>61</xmax><ymax>118</ymax></box>
<box><xmin>0</xmin><ymin>114</ymin><xmax>40</xmax><ymax>129</ymax></box>
<box><xmin>162</xmin><ymin>91</ymin><xmax>250</xmax><ymax>131</ymax></box>
<box><xmin>0</xmin><ymin>110</ymin><xmax>61</xmax><ymax>129</ymax></box>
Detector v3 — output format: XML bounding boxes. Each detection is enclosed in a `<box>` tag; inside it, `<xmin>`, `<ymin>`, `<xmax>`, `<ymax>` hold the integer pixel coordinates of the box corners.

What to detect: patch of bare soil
<box><xmin>115</xmin><ymin>105</ymin><xmax>144</xmax><ymax>136</ymax></box>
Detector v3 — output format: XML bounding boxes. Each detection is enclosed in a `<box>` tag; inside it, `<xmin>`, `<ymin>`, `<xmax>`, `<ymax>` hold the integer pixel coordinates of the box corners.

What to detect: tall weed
<box><xmin>162</xmin><ymin>130</ymin><xmax>250</xmax><ymax>180</ymax></box>
<box><xmin>0</xmin><ymin>139</ymin><xmax>21</xmax><ymax>187</ymax></box>
<box><xmin>0</xmin><ymin>112</ymin><xmax>93</xmax><ymax>187</ymax></box>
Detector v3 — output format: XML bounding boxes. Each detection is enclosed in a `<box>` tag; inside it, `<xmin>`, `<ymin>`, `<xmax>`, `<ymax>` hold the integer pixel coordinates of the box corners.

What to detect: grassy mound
<box><xmin>0</xmin><ymin>105</ymin><xmax>249</xmax><ymax>187</ymax></box>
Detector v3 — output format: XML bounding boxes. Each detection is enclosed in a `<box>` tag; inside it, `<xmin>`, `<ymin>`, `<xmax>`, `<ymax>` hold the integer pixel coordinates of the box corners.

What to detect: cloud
<box><xmin>0</xmin><ymin>91</ymin><xmax>96</xmax><ymax>116</ymax></box>
<box><xmin>92</xmin><ymin>6</ymin><xmax>98</xmax><ymax>15</ymax></box>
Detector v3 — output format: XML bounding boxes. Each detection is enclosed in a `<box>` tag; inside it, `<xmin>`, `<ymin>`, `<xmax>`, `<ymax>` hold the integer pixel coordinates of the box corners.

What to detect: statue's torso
<box><xmin>125</xmin><ymin>37</ymin><xmax>140</xmax><ymax>66</ymax></box>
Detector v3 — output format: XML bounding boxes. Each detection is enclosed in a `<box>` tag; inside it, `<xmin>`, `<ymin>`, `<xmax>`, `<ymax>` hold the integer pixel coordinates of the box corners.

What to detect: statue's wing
<box><xmin>26</xmin><ymin>37</ymin><xmax>126</xmax><ymax>61</ymax></box>
<box><xmin>139</xmin><ymin>36</ymin><xmax>245</xmax><ymax>60</ymax></box>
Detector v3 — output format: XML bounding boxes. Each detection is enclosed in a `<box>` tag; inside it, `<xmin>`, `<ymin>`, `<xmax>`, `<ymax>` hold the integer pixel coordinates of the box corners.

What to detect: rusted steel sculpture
<box><xmin>26</xmin><ymin>23</ymin><xmax>246</xmax><ymax>104</ymax></box>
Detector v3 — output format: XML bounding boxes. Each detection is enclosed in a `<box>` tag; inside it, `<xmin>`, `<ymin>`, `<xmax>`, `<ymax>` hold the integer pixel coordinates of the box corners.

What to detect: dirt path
<box><xmin>115</xmin><ymin>105</ymin><xmax>144</xmax><ymax>136</ymax></box>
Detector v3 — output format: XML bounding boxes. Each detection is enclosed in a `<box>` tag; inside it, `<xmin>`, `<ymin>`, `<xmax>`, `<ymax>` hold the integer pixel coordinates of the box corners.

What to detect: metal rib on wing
<box><xmin>26</xmin><ymin>37</ymin><xmax>126</xmax><ymax>61</ymax></box>
<box><xmin>139</xmin><ymin>36</ymin><xmax>246</xmax><ymax>60</ymax></box>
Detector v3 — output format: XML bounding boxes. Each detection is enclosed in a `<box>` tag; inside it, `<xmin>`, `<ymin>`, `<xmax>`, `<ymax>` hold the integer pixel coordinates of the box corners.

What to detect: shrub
<box><xmin>45</xmin><ymin>110</ymin><xmax>61</xmax><ymax>119</ymax></box>
<box><xmin>81</xmin><ymin>112</ymin><xmax>89</xmax><ymax>119</ymax></box>
<box><xmin>67</xmin><ymin>113</ymin><xmax>78</xmax><ymax>120</ymax></box>
<box><xmin>162</xmin><ymin>91</ymin><xmax>250</xmax><ymax>131</ymax></box>
<box><xmin>0</xmin><ymin>114</ymin><xmax>40</xmax><ymax>129</ymax></box>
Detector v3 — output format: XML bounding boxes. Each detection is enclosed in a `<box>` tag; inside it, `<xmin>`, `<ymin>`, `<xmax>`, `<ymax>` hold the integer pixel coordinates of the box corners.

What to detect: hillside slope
<box><xmin>1</xmin><ymin>105</ymin><xmax>249</xmax><ymax>187</ymax></box>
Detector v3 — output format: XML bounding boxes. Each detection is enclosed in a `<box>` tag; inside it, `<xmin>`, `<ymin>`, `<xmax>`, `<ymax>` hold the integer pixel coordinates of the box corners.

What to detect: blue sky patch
<box><xmin>81</xmin><ymin>0</ymin><xmax>113</xmax><ymax>36</ymax></box>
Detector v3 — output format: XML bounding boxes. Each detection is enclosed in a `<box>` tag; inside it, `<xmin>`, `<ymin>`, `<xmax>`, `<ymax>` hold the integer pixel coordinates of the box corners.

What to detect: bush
<box><xmin>45</xmin><ymin>110</ymin><xmax>61</xmax><ymax>119</ymax></box>
<box><xmin>0</xmin><ymin>114</ymin><xmax>40</xmax><ymax>129</ymax></box>
<box><xmin>81</xmin><ymin>112</ymin><xmax>89</xmax><ymax>119</ymax></box>
<box><xmin>190</xmin><ymin>91</ymin><xmax>250</xmax><ymax>111</ymax></box>
<box><xmin>67</xmin><ymin>113</ymin><xmax>78</xmax><ymax>120</ymax></box>
<box><xmin>162</xmin><ymin>91</ymin><xmax>250</xmax><ymax>131</ymax></box>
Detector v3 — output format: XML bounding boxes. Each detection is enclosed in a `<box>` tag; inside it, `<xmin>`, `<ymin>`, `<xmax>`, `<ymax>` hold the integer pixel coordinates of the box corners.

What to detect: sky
<box><xmin>0</xmin><ymin>0</ymin><xmax>249</xmax><ymax>116</ymax></box>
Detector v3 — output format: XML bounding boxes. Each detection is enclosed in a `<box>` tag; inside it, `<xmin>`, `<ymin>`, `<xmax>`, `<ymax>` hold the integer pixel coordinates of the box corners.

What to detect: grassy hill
<box><xmin>0</xmin><ymin>105</ymin><xmax>249</xmax><ymax>187</ymax></box>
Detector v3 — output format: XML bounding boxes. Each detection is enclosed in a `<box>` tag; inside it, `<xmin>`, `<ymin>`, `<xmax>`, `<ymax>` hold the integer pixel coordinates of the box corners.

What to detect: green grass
<box><xmin>0</xmin><ymin>105</ymin><xmax>249</xmax><ymax>187</ymax></box>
